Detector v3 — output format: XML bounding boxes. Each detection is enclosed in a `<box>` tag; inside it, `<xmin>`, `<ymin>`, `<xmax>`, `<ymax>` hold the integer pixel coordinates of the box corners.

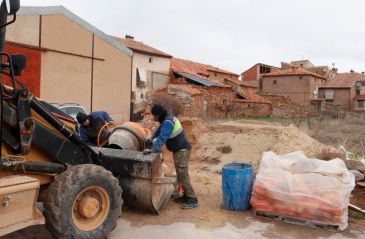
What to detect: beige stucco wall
<box><xmin>131</xmin><ymin>52</ymin><xmax>170</xmax><ymax>102</ymax></box>
<box><xmin>318</xmin><ymin>88</ymin><xmax>351</xmax><ymax>110</ymax></box>
<box><xmin>261</xmin><ymin>75</ymin><xmax>324</xmax><ymax>105</ymax></box>
<box><xmin>39</xmin><ymin>14</ymin><xmax>93</xmax><ymax>110</ymax></box>
<box><xmin>93</xmin><ymin>35</ymin><xmax>132</xmax><ymax>122</ymax></box>
<box><xmin>6</xmin><ymin>15</ymin><xmax>40</xmax><ymax>46</ymax></box>
<box><xmin>41</xmin><ymin>15</ymin><xmax>93</xmax><ymax>56</ymax></box>
<box><xmin>7</xmin><ymin>14</ymin><xmax>132</xmax><ymax>122</ymax></box>
<box><xmin>40</xmin><ymin>51</ymin><xmax>92</xmax><ymax>110</ymax></box>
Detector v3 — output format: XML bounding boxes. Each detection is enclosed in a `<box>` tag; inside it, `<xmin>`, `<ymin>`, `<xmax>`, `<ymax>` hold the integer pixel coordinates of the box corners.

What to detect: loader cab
<box><xmin>1</xmin><ymin>0</ymin><xmax>26</xmax><ymax>78</ymax></box>
<box><xmin>4</xmin><ymin>0</ymin><xmax>20</xmax><ymax>14</ymax></box>
<box><xmin>0</xmin><ymin>0</ymin><xmax>20</xmax><ymax>36</ymax></box>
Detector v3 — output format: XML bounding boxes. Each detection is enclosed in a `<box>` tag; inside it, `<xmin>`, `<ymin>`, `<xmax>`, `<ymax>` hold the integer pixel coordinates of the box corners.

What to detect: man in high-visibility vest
<box><xmin>143</xmin><ymin>104</ymin><xmax>198</xmax><ymax>209</ymax></box>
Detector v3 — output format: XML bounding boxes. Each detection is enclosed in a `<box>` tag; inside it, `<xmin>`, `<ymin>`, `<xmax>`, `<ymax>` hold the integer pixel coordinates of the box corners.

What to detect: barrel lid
<box><xmin>222</xmin><ymin>163</ymin><xmax>253</xmax><ymax>171</ymax></box>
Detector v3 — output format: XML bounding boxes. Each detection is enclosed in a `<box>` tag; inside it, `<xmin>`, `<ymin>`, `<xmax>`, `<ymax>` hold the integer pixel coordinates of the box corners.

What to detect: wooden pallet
<box><xmin>253</xmin><ymin>209</ymin><xmax>340</xmax><ymax>231</ymax></box>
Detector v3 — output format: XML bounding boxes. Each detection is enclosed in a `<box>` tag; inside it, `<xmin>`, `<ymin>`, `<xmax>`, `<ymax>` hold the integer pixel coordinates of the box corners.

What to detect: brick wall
<box><xmin>4</xmin><ymin>44</ymin><xmax>41</xmax><ymax>97</ymax></box>
<box><xmin>273</xmin><ymin>104</ymin><xmax>315</xmax><ymax>118</ymax></box>
<box><xmin>167</xmin><ymin>84</ymin><xmax>272</xmax><ymax>119</ymax></box>
<box><xmin>258</xmin><ymin>93</ymin><xmax>291</xmax><ymax>106</ymax></box>
<box><xmin>207</xmin><ymin>99</ymin><xmax>272</xmax><ymax>118</ymax></box>
<box><xmin>242</xmin><ymin>64</ymin><xmax>258</xmax><ymax>81</ymax></box>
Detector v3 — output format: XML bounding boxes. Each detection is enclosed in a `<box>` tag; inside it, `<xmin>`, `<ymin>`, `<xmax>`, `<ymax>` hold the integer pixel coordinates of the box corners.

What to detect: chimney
<box><xmin>350</xmin><ymin>69</ymin><xmax>355</xmax><ymax>73</ymax></box>
<box><xmin>125</xmin><ymin>34</ymin><xmax>134</xmax><ymax>40</ymax></box>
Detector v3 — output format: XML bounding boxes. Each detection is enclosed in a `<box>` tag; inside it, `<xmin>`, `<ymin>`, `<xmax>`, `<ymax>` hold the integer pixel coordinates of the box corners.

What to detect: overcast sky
<box><xmin>21</xmin><ymin>0</ymin><xmax>365</xmax><ymax>74</ymax></box>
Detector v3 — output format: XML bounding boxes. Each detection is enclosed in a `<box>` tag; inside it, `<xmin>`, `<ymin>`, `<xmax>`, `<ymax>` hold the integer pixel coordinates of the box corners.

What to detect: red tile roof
<box><xmin>320</xmin><ymin>73</ymin><xmax>365</xmax><ymax>88</ymax></box>
<box><xmin>168</xmin><ymin>84</ymin><xmax>203</xmax><ymax>96</ymax></box>
<box><xmin>171</xmin><ymin>58</ymin><xmax>232</xmax><ymax>87</ymax></box>
<box><xmin>114</xmin><ymin>37</ymin><xmax>172</xmax><ymax>58</ymax></box>
<box><xmin>237</xmin><ymin>91</ymin><xmax>272</xmax><ymax>104</ymax></box>
<box><xmin>224</xmin><ymin>78</ymin><xmax>258</xmax><ymax>88</ymax></box>
<box><xmin>262</xmin><ymin>67</ymin><xmax>327</xmax><ymax>80</ymax></box>
<box><xmin>353</xmin><ymin>94</ymin><xmax>365</xmax><ymax>100</ymax></box>
<box><xmin>207</xmin><ymin>68</ymin><xmax>239</xmax><ymax>76</ymax></box>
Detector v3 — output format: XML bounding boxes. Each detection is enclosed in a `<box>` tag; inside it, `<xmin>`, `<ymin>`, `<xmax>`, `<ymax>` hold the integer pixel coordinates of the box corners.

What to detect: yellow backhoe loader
<box><xmin>0</xmin><ymin>1</ymin><xmax>175</xmax><ymax>238</ymax></box>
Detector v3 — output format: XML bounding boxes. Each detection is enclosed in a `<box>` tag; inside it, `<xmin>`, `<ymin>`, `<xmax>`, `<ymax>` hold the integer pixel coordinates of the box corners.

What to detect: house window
<box><xmin>358</xmin><ymin>100</ymin><xmax>364</xmax><ymax>108</ymax></box>
<box><xmin>141</xmin><ymin>93</ymin><xmax>144</xmax><ymax>99</ymax></box>
<box><xmin>273</xmin><ymin>80</ymin><xmax>277</xmax><ymax>84</ymax></box>
<box><xmin>149</xmin><ymin>57</ymin><xmax>153</xmax><ymax>63</ymax></box>
<box><xmin>299</xmin><ymin>76</ymin><xmax>303</xmax><ymax>79</ymax></box>
<box><xmin>325</xmin><ymin>89</ymin><xmax>334</xmax><ymax>100</ymax></box>
<box><xmin>214</xmin><ymin>72</ymin><xmax>217</xmax><ymax>77</ymax></box>
<box><xmin>356</xmin><ymin>89</ymin><xmax>360</xmax><ymax>95</ymax></box>
<box><xmin>136</xmin><ymin>68</ymin><xmax>147</xmax><ymax>87</ymax></box>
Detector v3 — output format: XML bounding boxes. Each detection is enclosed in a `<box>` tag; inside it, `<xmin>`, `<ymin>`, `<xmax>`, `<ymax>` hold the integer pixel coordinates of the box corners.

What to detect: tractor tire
<box><xmin>44</xmin><ymin>164</ymin><xmax>122</xmax><ymax>239</ymax></box>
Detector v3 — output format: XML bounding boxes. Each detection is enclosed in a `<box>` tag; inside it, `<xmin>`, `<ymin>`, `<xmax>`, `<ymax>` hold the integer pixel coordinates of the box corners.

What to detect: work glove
<box><xmin>143</xmin><ymin>148</ymin><xmax>157</xmax><ymax>155</ymax></box>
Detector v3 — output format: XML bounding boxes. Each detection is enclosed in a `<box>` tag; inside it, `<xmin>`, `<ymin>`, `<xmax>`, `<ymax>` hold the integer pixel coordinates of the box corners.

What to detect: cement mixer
<box><xmin>105</xmin><ymin>122</ymin><xmax>176</xmax><ymax>213</ymax></box>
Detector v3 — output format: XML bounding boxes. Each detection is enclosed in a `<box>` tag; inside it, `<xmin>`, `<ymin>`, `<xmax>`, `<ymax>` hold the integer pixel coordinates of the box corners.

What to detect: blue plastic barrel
<box><xmin>222</xmin><ymin>163</ymin><xmax>254</xmax><ymax>211</ymax></box>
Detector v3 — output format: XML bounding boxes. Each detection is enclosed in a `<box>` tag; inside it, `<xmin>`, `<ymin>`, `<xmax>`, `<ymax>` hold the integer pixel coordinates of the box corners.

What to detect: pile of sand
<box><xmin>159</xmin><ymin>118</ymin><xmax>327</xmax><ymax>197</ymax></box>
<box><xmin>183</xmin><ymin>119</ymin><xmax>325</xmax><ymax>173</ymax></box>
<box><xmin>271</xmin><ymin>124</ymin><xmax>324</xmax><ymax>158</ymax></box>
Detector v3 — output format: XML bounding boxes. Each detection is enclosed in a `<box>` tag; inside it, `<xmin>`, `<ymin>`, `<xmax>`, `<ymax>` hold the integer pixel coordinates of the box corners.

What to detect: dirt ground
<box><xmin>2</xmin><ymin>119</ymin><xmax>365</xmax><ymax>239</ymax></box>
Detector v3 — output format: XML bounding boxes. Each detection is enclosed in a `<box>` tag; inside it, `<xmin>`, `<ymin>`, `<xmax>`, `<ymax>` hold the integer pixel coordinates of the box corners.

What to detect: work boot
<box><xmin>174</xmin><ymin>196</ymin><xmax>187</xmax><ymax>204</ymax></box>
<box><xmin>181</xmin><ymin>198</ymin><xmax>199</xmax><ymax>209</ymax></box>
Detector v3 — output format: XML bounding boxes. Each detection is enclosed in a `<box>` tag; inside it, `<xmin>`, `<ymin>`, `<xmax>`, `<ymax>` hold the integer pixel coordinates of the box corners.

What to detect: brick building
<box><xmin>114</xmin><ymin>35</ymin><xmax>172</xmax><ymax>120</ymax></box>
<box><xmin>241</xmin><ymin>63</ymin><xmax>280</xmax><ymax>86</ymax></box>
<box><xmin>171</xmin><ymin>58</ymin><xmax>239</xmax><ymax>85</ymax></box>
<box><xmin>223</xmin><ymin>78</ymin><xmax>257</xmax><ymax>94</ymax></box>
<box><xmin>318</xmin><ymin>72</ymin><xmax>365</xmax><ymax>111</ymax></box>
<box><xmin>168</xmin><ymin>58</ymin><xmax>272</xmax><ymax>118</ymax></box>
<box><xmin>167</xmin><ymin>83</ymin><xmax>272</xmax><ymax>119</ymax></box>
<box><xmin>260</xmin><ymin>67</ymin><xmax>327</xmax><ymax>105</ymax></box>
<box><xmin>281</xmin><ymin>60</ymin><xmax>337</xmax><ymax>79</ymax></box>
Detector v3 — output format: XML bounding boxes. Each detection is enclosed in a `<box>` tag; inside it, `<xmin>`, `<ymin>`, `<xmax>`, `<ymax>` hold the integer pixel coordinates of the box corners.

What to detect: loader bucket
<box><xmin>95</xmin><ymin>147</ymin><xmax>176</xmax><ymax>213</ymax></box>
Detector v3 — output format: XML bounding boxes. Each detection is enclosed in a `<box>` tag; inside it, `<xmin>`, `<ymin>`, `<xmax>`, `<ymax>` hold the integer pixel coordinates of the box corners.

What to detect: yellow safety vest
<box><xmin>169</xmin><ymin>117</ymin><xmax>183</xmax><ymax>139</ymax></box>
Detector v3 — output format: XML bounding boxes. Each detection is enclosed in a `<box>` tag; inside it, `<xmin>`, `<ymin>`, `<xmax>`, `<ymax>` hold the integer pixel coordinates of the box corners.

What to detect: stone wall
<box><xmin>258</xmin><ymin>93</ymin><xmax>291</xmax><ymax>106</ymax></box>
<box><xmin>273</xmin><ymin>104</ymin><xmax>315</xmax><ymax>118</ymax></box>
<box><xmin>167</xmin><ymin>84</ymin><xmax>272</xmax><ymax>119</ymax></box>
<box><xmin>207</xmin><ymin>100</ymin><xmax>272</xmax><ymax>119</ymax></box>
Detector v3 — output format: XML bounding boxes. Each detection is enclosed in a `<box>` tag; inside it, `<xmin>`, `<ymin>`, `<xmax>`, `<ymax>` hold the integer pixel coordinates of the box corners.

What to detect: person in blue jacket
<box><xmin>143</xmin><ymin>104</ymin><xmax>198</xmax><ymax>209</ymax></box>
<box><xmin>76</xmin><ymin>111</ymin><xmax>113</xmax><ymax>146</ymax></box>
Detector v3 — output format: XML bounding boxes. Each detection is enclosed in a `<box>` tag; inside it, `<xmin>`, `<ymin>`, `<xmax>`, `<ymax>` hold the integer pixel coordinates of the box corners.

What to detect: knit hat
<box><xmin>76</xmin><ymin>112</ymin><xmax>88</xmax><ymax>124</ymax></box>
<box><xmin>151</xmin><ymin>104</ymin><xmax>167</xmax><ymax>117</ymax></box>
